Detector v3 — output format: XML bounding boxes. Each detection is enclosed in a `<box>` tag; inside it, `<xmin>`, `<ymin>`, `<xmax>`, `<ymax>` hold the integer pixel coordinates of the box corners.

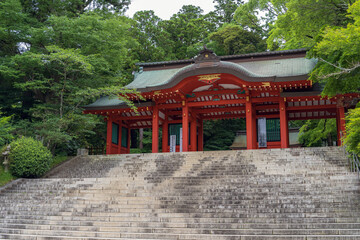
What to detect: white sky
<box><xmin>126</xmin><ymin>0</ymin><xmax>216</xmax><ymax>20</ymax></box>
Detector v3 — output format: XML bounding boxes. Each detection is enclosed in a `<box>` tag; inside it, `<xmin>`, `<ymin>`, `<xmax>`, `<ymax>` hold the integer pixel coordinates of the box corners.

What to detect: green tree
<box><xmin>0</xmin><ymin>0</ymin><xmax>29</xmax><ymax>57</ymax></box>
<box><xmin>204</xmin><ymin>119</ymin><xmax>245</xmax><ymax>150</ymax></box>
<box><xmin>267</xmin><ymin>0</ymin><xmax>354</xmax><ymax>49</ymax></box>
<box><xmin>298</xmin><ymin>119</ymin><xmax>337</xmax><ymax>147</ymax></box>
<box><xmin>234</xmin><ymin>0</ymin><xmax>287</xmax><ymax>39</ymax></box>
<box><xmin>309</xmin><ymin>0</ymin><xmax>360</xmax><ymax>96</ymax></box>
<box><xmin>161</xmin><ymin>5</ymin><xmax>216</xmax><ymax>59</ymax></box>
<box><xmin>8</xmin><ymin>46</ymin><xmax>96</xmax><ymax>151</ymax></box>
<box><xmin>208</xmin><ymin>23</ymin><xmax>266</xmax><ymax>55</ymax></box>
<box><xmin>1</xmin><ymin>8</ymin><xmax>139</xmax><ymax>154</ymax></box>
<box><xmin>20</xmin><ymin>0</ymin><xmax>131</xmax><ymax>21</ymax></box>
<box><xmin>309</xmin><ymin>1</ymin><xmax>360</xmax><ymax>154</ymax></box>
<box><xmin>345</xmin><ymin>104</ymin><xmax>360</xmax><ymax>154</ymax></box>
<box><xmin>131</xmin><ymin>10</ymin><xmax>175</xmax><ymax>62</ymax></box>
<box><xmin>0</xmin><ymin>115</ymin><xmax>14</xmax><ymax>146</ymax></box>
<box><xmin>213</xmin><ymin>0</ymin><xmax>244</xmax><ymax>25</ymax></box>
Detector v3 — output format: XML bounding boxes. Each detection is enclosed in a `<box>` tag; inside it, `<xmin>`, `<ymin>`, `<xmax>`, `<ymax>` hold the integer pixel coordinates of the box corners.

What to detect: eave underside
<box><xmin>84</xmin><ymin>90</ymin><xmax>359</xmax><ymax>129</ymax></box>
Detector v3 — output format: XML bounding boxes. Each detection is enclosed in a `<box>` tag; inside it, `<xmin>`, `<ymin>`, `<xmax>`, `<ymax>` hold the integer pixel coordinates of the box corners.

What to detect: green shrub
<box><xmin>9</xmin><ymin>137</ymin><xmax>52</xmax><ymax>178</ymax></box>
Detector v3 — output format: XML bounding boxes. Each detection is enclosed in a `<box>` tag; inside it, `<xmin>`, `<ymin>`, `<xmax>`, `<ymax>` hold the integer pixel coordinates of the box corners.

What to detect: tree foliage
<box><xmin>209</xmin><ymin>23</ymin><xmax>266</xmax><ymax>55</ymax></box>
<box><xmin>298</xmin><ymin>119</ymin><xmax>337</xmax><ymax>147</ymax></box>
<box><xmin>213</xmin><ymin>0</ymin><xmax>244</xmax><ymax>25</ymax></box>
<box><xmin>0</xmin><ymin>115</ymin><xmax>14</xmax><ymax>146</ymax></box>
<box><xmin>234</xmin><ymin>0</ymin><xmax>287</xmax><ymax>40</ymax></box>
<box><xmin>309</xmin><ymin>1</ymin><xmax>360</xmax><ymax>96</ymax></box>
<box><xmin>344</xmin><ymin>104</ymin><xmax>360</xmax><ymax>154</ymax></box>
<box><xmin>204</xmin><ymin>119</ymin><xmax>245</xmax><ymax>150</ymax></box>
<box><xmin>160</xmin><ymin>5</ymin><xmax>217</xmax><ymax>59</ymax></box>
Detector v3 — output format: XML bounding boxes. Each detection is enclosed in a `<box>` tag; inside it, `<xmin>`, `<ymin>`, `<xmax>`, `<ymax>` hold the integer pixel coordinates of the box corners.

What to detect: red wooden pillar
<box><xmin>117</xmin><ymin>121</ymin><xmax>122</xmax><ymax>154</ymax></box>
<box><xmin>198</xmin><ymin>119</ymin><xmax>204</xmax><ymax>151</ymax></box>
<box><xmin>246</xmin><ymin>99</ymin><xmax>257</xmax><ymax>149</ymax></box>
<box><xmin>106</xmin><ymin>117</ymin><xmax>112</xmax><ymax>155</ymax></box>
<box><xmin>182</xmin><ymin>102</ymin><xmax>189</xmax><ymax>152</ymax></box>
<box><xmin>162</xmin><ymin>113</ymin><xmax>169</xmax><ymax>152</ymax></box>
<box><xmin>152</xmin><ymin>106</ymin><xmax>159</xmax><ymax>153</ymax></box>
<box><xmin>127</xmin><ymin>127</ymin><xmax>131</xmax><ymax>154</ymax></box>
<box><xmin>190</xmin><ymin>118</ymin><xmax>197</xmax><ymax>151</ymax></box>
<box><xmin>279</xmin><ymin>98</ymin><xmax>289</xmax><ymax>148</ymax></box>
<box><xmin>337</xmin><ymin>106</ymin><xmax>346</xmax><ymax>146</ymax></box>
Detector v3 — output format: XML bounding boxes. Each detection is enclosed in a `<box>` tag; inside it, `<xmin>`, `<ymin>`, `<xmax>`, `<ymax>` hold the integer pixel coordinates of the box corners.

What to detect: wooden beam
<box><xmin>289</xmin><ymin>115</ymin><xmax>336</xmax><ymax>121</ymax></box>
<box><xmin>187</xmin><ymin>89</ymin><xmax>242</xmax><ymax>99</ymax></box>
<box><xmin>194</xmin><ymin>106</ymin><xmax>245</xmax><ymax>114</ymax></box>
<box><xmin>158</xmin><ymin>103</ymin><xmax>182</xmax><ymax>109</ymax></box>
<box><xmin>255</xmin><ymin>104</ymin><xmax>279</xmax><ymax>111</ymax></box>
<box><xmin>256</xmin><ymin>114</ymin><xmax>280</xmax><ymax>119</ymax></box>
<box><xmin>252</xmin><ymin>97</ymin><xmax>280</xmax><ymax>103</ymax></box>
<box><xmin>202</xmin><ymin>113</ymin><xmax>246</xmax><ymax>121</ymax></box>
<box><xmin>188</xmin><ymin>99</ymin><xmax>246</xmax><ymax>107</ymax></box>
<box><xmin>287</xmin><ymin>104</ymin><xmax>336</xmax><ymax>112</ymax></box>
<box><xmin>115</xmin><ymin>115</ymin><xmax>152</xmax><ymax>121</ymax></box>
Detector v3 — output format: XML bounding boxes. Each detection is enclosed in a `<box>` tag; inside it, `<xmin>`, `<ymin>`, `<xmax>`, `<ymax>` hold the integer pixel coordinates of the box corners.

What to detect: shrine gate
<box><xmin>83</xmin><ymin>48</ymin><xmax>358</xmax><ymax>155</ymax></box>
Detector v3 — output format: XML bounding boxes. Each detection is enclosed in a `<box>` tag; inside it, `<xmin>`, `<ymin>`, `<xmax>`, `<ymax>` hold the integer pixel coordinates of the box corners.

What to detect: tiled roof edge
<box><xmin>135</xmin><ymin>48</ymin><xmax>308</xmax><ymax>67</ymax></box>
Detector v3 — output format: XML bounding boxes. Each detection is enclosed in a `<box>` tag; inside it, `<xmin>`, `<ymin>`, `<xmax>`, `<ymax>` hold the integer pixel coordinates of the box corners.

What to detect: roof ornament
<box><xmin>194</xmin><ymin>45</ymin><xmax>220</xmax><ymax>64</ymax></box>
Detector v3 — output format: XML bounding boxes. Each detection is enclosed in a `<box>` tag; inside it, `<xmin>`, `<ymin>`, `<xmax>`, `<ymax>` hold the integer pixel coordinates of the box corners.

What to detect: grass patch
<box><xmin>0</xmin><ymin>165</ymin><xmax>15</xmax><ymax>187</ymax></box>
<box><xmin>50</xmin><ymin>155</ymin><xmax>70</xmax><ymax>169</ymax></box>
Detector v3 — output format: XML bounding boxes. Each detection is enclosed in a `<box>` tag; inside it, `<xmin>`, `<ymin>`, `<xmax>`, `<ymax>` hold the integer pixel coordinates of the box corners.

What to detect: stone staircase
<box><xmin>0</xmin><ymin>147</ymin><xmax>360</xmax><ymax>239</ymax></box>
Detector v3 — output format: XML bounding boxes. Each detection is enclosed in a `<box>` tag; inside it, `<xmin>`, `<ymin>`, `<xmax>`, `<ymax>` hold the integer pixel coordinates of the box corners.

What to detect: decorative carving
<box><xmin>194</xmin><ymin>46</ymin><xmax>220</xmax><ymax>63</ymax></box>
<box><xmin>198</xmin><ymin>74</ymin><xmax>221</xmax><ymax>84</ymax></box>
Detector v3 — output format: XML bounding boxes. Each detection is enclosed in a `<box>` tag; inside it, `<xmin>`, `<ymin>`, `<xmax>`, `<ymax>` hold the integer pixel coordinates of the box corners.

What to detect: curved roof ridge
<box><xmin>136</xmin><ymin>48</ymin><xmax>308</xmax><ymax>67</ymax></box>
<box><xmin>133</xmin><ymin>61</ymin><xmax>277</xmax><ymax>92</ymax></box>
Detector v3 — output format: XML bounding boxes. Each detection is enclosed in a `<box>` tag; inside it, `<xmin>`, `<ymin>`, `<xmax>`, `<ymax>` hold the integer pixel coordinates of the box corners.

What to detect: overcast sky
<box><xmin>126</xmin><ymin>0</ymin><xmax>216</xmax><ymax>20</ymax></box>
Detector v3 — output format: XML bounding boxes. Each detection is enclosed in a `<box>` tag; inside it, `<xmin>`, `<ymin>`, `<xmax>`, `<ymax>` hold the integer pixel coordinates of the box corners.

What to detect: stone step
<box><xmin>0</xmin><ymin>233</ymin><xmax>174</xmax><ymax>240</ymax></box>
<box><xmin>1</xmin><ymin>228</ymin><xmax>360</xmax><ymax>240</ymax></box>
<box><xmin>3</xmin><ymin>223</ymin><xmax>360</xmax><ymax>235</ymax></box>
<box><xmin>2</xmin><ymin>208</ymin><xmax>359</xmax><ymax>217</ymax></box>
<box><xmin>3</xmin><ymin>219</ymin><xmax>360</xmax><ymax>229</ymax></box>
<box><xmin>2</xmin><ymin>200</ymin><xmax>359</xmax><ymax>209</ymax></box>
<box><xmin>4</xmin><ymin>214</ymin><xmax>360</xmax><ymax>225</ymax></box>
<box><xmin>0</xmin><ymin>147</ymin><xmax>358</xmax><ymax>239</ymax></box>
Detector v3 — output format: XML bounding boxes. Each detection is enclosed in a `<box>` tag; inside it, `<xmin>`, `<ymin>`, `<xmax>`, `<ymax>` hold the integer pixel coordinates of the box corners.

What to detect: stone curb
<box><xmin>43</xmin><ymin>155</ymin><xmax>81</xmax><ymax>178</ymax></box>
<box><xmin>0</xmin><ymin>178</ymin><xmax>23</xmax><ymax>194</ymax></box>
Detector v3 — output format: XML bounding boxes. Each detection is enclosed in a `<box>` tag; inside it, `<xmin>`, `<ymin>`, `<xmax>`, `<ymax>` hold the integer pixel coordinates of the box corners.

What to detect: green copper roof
<box><xmin>86</xmin><ymin>96</ymin><xmax>125</xmax><ymax>109</ymax></box>
<box><xmin>238</xmin><ymin>58</ymin><xmax>317</xmax><ymax>77</ymax></box>
<box><xmin>84</xmin><ymin>49</ymin><xmax>318</xmax><ymax>110</ymax></box>
<box><xmin>127</xmin><ymin>67</ymin><xmax>187</xmax><ymax>89</ymax></box>
<box><xmin>126</xmin><ymin>57</ymin><xmax>317</xmax><ymax>91</ymax></box>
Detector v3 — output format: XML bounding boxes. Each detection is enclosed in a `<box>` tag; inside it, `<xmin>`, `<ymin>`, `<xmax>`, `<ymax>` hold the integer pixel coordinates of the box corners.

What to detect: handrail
<box><xmin>343</xmin><ymin>146</ymin><xmax>360</xmax><ymax>178</ymax></box>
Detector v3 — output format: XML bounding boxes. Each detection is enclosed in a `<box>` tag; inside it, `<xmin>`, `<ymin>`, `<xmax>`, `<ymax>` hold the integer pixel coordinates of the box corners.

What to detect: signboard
<box><xmin>170</xmin><ymin>135</ymin><xmax>176</xmax><ymax>152</ymax></box>
<box><xmin>179</xmin><ymin>128</ymin><xmax>183</xmax><ymax>152</ymax></box>
<box><xmin>258</xmin><ymin>117</ymin><xmax>267</xmax><ymax>148</ymax></box>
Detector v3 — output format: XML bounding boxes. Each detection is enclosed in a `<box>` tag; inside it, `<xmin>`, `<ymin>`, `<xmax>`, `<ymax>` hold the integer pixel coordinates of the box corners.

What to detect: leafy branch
<box><xmin>319</xmin><ymin>58</ymin><xmax>360</xmax><ymax>79</ymax></box>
